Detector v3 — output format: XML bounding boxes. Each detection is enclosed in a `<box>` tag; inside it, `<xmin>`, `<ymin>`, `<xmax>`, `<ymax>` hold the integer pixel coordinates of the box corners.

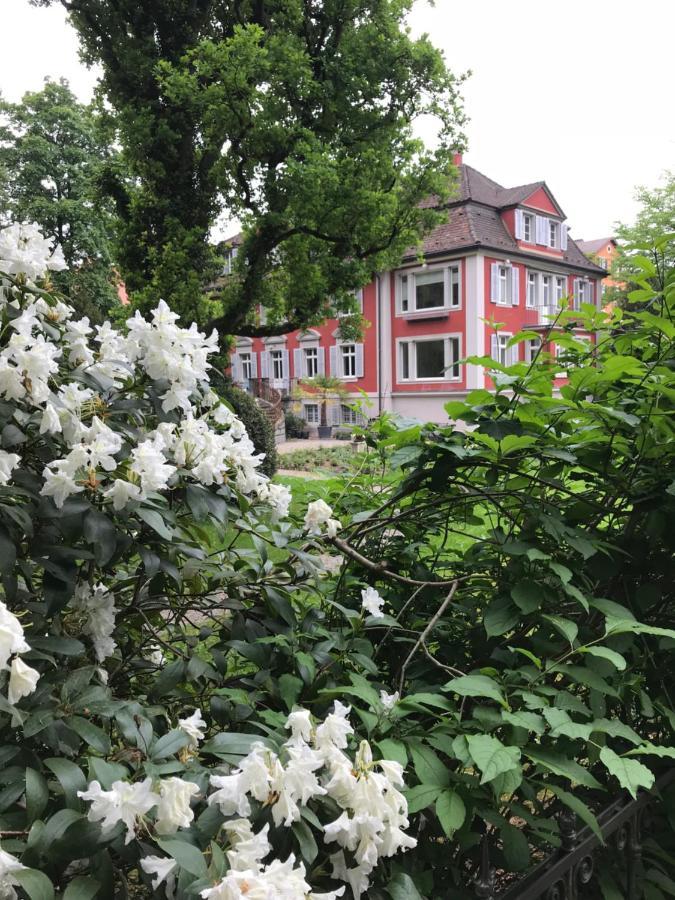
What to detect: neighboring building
<box><xmin>576</xmin><ymin>237</ymin><xmax>624</xmax><ymax>297</ymax></box>
<box><xmin>229</xmin><ymin>158</ymin><xmax>606</xmax><ymax>427</ymax></box>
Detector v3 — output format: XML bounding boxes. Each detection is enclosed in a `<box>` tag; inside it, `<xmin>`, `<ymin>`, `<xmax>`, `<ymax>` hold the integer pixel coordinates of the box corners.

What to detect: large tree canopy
<box><xmin>615</xmin><ymin>170</ymin><xmax>675</xmax><ymax>292</ymax></box>
<box><xmin>34</xmin><ymin>0</ymin><xmax>466</xmax><ymax>338</ymax></box>
<box><xmin>0</xmin><ymin>78</ymin><xmax>119</xmax><ymax>320</ymax></box>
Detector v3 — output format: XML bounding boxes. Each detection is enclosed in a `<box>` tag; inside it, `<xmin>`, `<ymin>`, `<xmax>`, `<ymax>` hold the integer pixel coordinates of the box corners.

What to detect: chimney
<box><xmin>453</xmin><ymin>152</ymin><xmax>463</xmax><ymax>166</ymax></box>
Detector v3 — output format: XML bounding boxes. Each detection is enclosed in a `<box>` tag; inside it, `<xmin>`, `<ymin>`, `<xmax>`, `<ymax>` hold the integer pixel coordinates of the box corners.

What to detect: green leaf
<box><xmin>410</xmin><ymin>745</ymin><xmax>449</xmax><ymax>788</ymax></box>
<box><xmin>444</xmin><ymin>675</ymin><xmax>507</xmax><ymax>709</ymax></box>
<box><xmin>545</xmin><ymin>783</ymin><xmax>603</xmax><ymax>842</ymax></box>
<box><xmin>13</xmin><ymin>869</ymin><xmax>54</xmax><ymax>900</ymax></box>
<box><xmin>156</xmin><ymin>838</ymin><xmax>208</xmax><ymax>876</ymax></box>
<box><xmin>404</xmin><ymin>783</ymin><xmax>443</xmax><ymax>813</ymax></box>
<box><xmin>26</xmin><ymin>767</ymin><xmax>49</xmax><ymax>825</ymax></box>
<box><xmin>44</xmin><ymin>758</ymin><xmax>87</xmax><ymax>809</ymax></box>
<box><xmin>435</xmin><ymin>790</ymin><xmax>466</xmax><ymax>838</ymax></box>
<box><xmin>581</xmin><ymin>646</ymin><xmax>627</xmax><ymax>670</ymax></box>
<box><xmin>291</xmin><ymin>819</ymin><xmax>318</xmax><ymax>864</ymax></box>
<box><xmin>83</xmin><ymin>510</ymin><xmax>117</xmax><ymax>566</ymax></box>
<box><xmin>524</xmin><ymin>749</ymin><xmax>603</xmax><ymax>790</ymax></box>
<box><xmin>63</xmin><ymin>877</ymin><xmax>101</xmax><ymax>900</ymax></box>
<box><xmin>278</xmin><ymin>674</ymin><xmax>303</xmax><ymax>712</ymax></box>
<box><xmin>151</xmin><ymin>729</ymin><xmax>190</xmax><ymax>760</ymax></box>
<box><xmin>502</xmin><ymin>710</ymin><xmax>546</xmax><ymax>734</ymax></box>
<box><xmin>66</xmin><ymin>716</ymin><xmax>111</xmax><ymax>754</ymax></box>
<box><xmin>510</xmin><ymin>580</ymin><xmax>542</xmax><ymax>614</ymax></box>
<box><xmin>376</xmin><ymin>739</ymin><xmax>407</xmax><ymax>767</ymax></box>
<box><xmin>30</xmin><ymin>636</ymin><xmax>86</xmax><ymax>656</ymax></box>
<box><xmin>202</xmin><ymin>732</ymin><xmax>275</xmax><ymax>761</ymax></box>
<box><xmin>466</xmin><ymin>734</ymin><xmax>521</xmax><ymax>785</ymax></box>
<box><xmin>88</xmin><ymin>758</ymin><xmax>128</xmax><ymax>789</ymax></box>
<box><xmin>628</xmin><ymin>743</ymin><xmax>675</xmax><ymax>759</ymax></box>
<box><xmin>599</xmin><ymin>747</ymin><xmax>654</xmax><ymax>798</ymax></box>
<box><xmin>137</xmin><ymin>507</ymin><xmax>174</xmax><ymax>541</ymax></box>
<box><xmin>387</xmin><ymin>872</ymin><xmax>424</xmax><ymax>900</ymax></box>
<box><xmin>501</xmin><ymin>821</ymin><xmax>530</xmax><ymax>871</ymax></box>
<box><xmin>484</xmin><ymin>597</ymin><xmax>520</xmax><ymax>637</ymax></box>
<box><xmin>557</xmin><ymin>664</ymin><xmax>619</xmax><ymax>698</ymax></box>
<box><xmin>542</xmin><ymin>615</ymin><xmax>578</xmax><ymax>645</ymax></box>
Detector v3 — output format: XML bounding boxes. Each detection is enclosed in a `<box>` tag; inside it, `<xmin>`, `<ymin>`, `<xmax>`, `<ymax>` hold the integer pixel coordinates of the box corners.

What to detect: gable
<box><xmin>521</xmin><ymin>186</ymin><xmax>562</xmax><ymax>216</ymax></box>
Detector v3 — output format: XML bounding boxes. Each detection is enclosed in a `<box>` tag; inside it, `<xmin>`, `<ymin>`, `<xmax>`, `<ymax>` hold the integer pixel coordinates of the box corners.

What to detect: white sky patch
<box><xmin>1</xmin><ymin>0</ymin><xmax>674</xmax><ymax>240</ymax></box>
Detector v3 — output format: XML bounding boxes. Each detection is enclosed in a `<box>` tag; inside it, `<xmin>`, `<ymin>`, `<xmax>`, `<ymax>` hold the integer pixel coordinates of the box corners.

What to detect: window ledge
<box><xmin>398</xmin><ymin>308</ymin><xmax>454</xmax><ymax>320</ymax></box>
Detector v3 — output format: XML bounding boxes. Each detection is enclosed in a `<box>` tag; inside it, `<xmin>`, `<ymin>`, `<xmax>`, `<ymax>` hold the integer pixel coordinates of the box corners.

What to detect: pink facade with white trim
<box><xmin>231</xmin><ymin>160</ymin><xmax>605</xmax><ymax>426</ymax></box>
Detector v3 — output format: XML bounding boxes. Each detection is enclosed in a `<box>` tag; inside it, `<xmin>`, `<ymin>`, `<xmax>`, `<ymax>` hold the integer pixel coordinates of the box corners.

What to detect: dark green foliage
<box><xmin>33</xmin><ymin>0</ymin><xmax>466</xmax><ymax>338</ymax></box>
<box><xmin>0</xmin><ymin>79</ymin><xmax>119</xmax><ymax>321</ymax></box>
<box><xmin>213</xmin><ymin>374</ymin><xmax>278</xmax><ymax>476</ymax></box>
<box><xmin>284</xmin><ymin>410</ymin><xmax>308</xmax><ymax>438</ymax></box>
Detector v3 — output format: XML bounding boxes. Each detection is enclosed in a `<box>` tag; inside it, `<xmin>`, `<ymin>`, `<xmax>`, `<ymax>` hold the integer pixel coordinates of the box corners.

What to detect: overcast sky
<box><xmin>1</xmin><ymin>0</ymin><xmax>673</xmax><ymax>240</ymax></box>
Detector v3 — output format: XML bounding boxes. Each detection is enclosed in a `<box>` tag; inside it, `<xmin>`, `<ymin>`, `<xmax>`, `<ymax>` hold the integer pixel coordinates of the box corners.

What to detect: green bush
<box><xmin>212</xmin><ymin>373</ymin><xmax>278</xmax><ymax>476</ymax></box>
<box><xmin>284</xmin><ymin>410</ymin><xmax>308</xmax><ymax>438</ymax></box>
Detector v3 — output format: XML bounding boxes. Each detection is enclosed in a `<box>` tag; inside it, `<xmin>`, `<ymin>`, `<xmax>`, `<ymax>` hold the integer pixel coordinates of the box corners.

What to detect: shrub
<box><xmin>284</xmin><ymin>410</ymin><xmax>308</xmax><ymax>438</ymax></box>
<box><xmin>211</xmin><ymin>373</ymin><xmax>278</xmax><ymax>476</ymax></box>
<box><xmin>0</xmin><ymin>224</ymin><xmax>417</xmax><ymax>899</ymax></box>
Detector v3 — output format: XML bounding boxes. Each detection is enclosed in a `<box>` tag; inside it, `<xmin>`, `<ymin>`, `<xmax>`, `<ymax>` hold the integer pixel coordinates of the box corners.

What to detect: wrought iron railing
<box><xmin>472</xmin><ymin>769</ymin><xmax>674</xmax><ymax>900</ymax></box>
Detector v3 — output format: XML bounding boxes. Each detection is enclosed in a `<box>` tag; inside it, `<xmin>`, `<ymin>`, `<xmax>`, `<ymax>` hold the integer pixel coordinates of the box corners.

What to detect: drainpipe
<box><xmin>376</xmin><ymin>273</ymin><xmax>382</xmax><ymax>416</ymax></box>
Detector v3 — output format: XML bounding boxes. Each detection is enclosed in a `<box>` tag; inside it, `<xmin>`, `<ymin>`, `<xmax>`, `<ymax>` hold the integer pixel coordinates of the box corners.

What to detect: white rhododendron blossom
<box><xmin>178</xmin><ymin>709</ymin><xmax>207</xmax><ymax>747</ymax></box>
<box><xmin>155</xmin><ymin>777</ymin><xmax>200</xmax><ymax>834</ymax></box>
<box><xmin>0</xmin><ymin>843</ymin><xmax>26</xmax><ymax>898</ymax></box>
<box><xmin>77</xmin><ymin>778</ymin><xmax>161</xmax><ymax>844</ymax></box>
<box><xmin>0</xmin><ymin>222</ymin><xmax>66</xmax><ymax>281</ymax></box>
<box><xmin>140</xmin><ymin>855</ymin><xmax>177</xmax><ymax>892</ymax></box>
<box><xmin>379</xmin><ymin>690</ymin><xmax>399</xmax><ymax>710</ymax></box>
<box><xmin>70</xmin><ymin>582</ymin><xmax>118</xmax><ymax>662</ymax></box>
<box><xmin>0</xmin><ymin>599</ymin><xmax>38</xmax><ymax>709</ymax></box>
<box><xmin>304</xmin><ymin>499</ymin><xmax>341</xmax><ymax>537</ymax></box>
<box><xmin>361</xmin><ymin>586</ymin><xmax>385</xmax><ymax>619</ymax></box>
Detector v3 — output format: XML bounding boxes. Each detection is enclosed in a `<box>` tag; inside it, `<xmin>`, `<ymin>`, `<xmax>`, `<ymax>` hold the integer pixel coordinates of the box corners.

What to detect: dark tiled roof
<box><xmin>576</xmin><ymin>237</ymin><xmax>616</xmax><ymax>254</ymax></box>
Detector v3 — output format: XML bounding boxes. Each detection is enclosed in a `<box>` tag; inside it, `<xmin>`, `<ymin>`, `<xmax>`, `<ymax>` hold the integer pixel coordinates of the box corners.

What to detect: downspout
<box><xmin>376</xmin><ymin>273</ymin><xmax>382</xmax><ymax>415</ymax></box>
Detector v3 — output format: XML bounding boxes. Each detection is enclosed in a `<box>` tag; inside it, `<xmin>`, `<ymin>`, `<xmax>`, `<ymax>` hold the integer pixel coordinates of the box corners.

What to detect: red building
<box><xmin>230</xmin><ymin>158</ymin><xmax>605</xmax><ymax>427</ymax></box>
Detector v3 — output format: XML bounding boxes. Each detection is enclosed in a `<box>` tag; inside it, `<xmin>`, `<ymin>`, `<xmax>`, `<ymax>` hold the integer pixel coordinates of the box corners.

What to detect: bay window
<box><xmin>398</xmin><ymin>264</ymin><xmax>461</xmax><ymax>315</ymax></box>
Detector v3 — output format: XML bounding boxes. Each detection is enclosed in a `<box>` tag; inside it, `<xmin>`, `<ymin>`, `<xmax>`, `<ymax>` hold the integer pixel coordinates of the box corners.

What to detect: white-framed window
<box><xmin>525</xmin><ymin>337</ymin><xmax>542</xmax><ymax>363</ymax></box>
<box><xmin>341</xmin><ymin>343</ymin><xmax>357</xmax><ymax>378</ymax></box>
<box><xmin>491</xmin><ymin>333</ymin><xmax>518</xmax><ymax>367</ymax></box>
<box><xmin>398</xmin><ymin>336</ymin><xmax>461</xmax><ymax>382</ymax></box>
<box><xmin>490</xmin><ymin>263</ymin><xmax>519</xmax><ymax>306</ymax></box>
<box><xmin>341</xmin><ymin>404</ymin><xmax>360</xmax><ymax>425</ymax></box>
<box><xmin>523</xmin><ymin>213</ymin><xmax>534</xmax><ymax>243</ymax></box>
<box><xmin>222</xmin><ymin>246</ymin><xmax>238</xmax><ymax>275</ymax></box>
<box><xmin>573</xmin><ymin>279</ymin><xmax>592</xmax><ymax>310</ymax></box>
<box><xmin>232</xmin><ymin>347</ymin><xmax>257</xmax><ymax>385</ymax></box>
<box><xmin>303</xmin><ymin>403</ymin><xmax>319</xmax><ymax>424</ymax></box>
<box><xmin>555</xmin><ymin>276</ymin><xmax>567</xmax><ymax>303</ymax></box>
<box><xmin>542</xmin><ymin>275</ymin><xmax>553</xmax><ymax>306</ymax></box>
<box><xmin>549</xmin><ymin>221</ymin><xmax>558</xmax><ymax>249</ymax></box>
<box><xmin>398</xmin><ymin>264</ymin><xmax>461</xmax><ymax>315</ymax></box>
<box><xmin>240</xmin><ymin>352</ymin><xmax>253</xmax><ymax>381</ymax></box>
<box><xmin>304</xmin><ymin>346</ymin><xmax>319</xmax><ymax>378</ymax></box>
<box><xmin>526</xmin><ymin>272</ymin><xmax>538</xmax><ymax>308</ymax></box>
<box><xmin>271</xmin><ymin>349</ymin><xmax>285</xmax><ymax>380</ymax></box>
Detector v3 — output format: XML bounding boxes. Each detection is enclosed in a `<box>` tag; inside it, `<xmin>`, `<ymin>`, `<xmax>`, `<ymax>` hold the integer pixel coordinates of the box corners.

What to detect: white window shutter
<box><xmin>536</xmin><ymin>216</ymin><xmax>547</xmax><ymax>245</ymax></box>
<box><xmin>490</xmin><ymin>263</ymin><xmax>499</xmax><ymax>303</ymax></box>
<box><xmin>355</xmin><ymin>343</ymin><xmax>364</xmax><ymax>378</ymax></box>
<box><xmin>514</xmin><ymin>209</ymin><xmax>524</xmax><ymax>240</ymax></box>
<box><xmin>293</xmin><ymin>348</ymin><xmax>304</xmax><ymax>379</ymax></box>
<box><xmin>250</xmin><ymin>352</ymin><xmax>258</xmax><ymax>379</ymax></box>
<box><xmin>509</xmin><ymin>344</ymin><xmax>519</xmax><ymax>366</ymax></box>
<box><xmin>231</xmin><ymin>353</ymin><xmax>242</xmax><ymax>384</ymax></box>
<box><xmin>280</xmin><ymin>350</ymin><xmax>289</xmax><ymax>380</ymax></box>
<box><xmin>317</xmin><ymin>346</ymin><xmax>325</xmax><ymax>375</ymax></box>
<box><xmin>573</xmin><ymin>279</ymin><xmax>580</xmax><ymax>306</ymax></box>
<box><xmin>511</xmin><ymin>267</ymin><xmax>519</xmax><ymax>306</ymax></box>
<box><xmin>260</xmin><ymin>350</ymin><xmax>270</xmax><ymax>379</ymax></box>
<box><xmin>330</xmin><ymin>403</ymin><xmax>341</xmax><ymax>425</ymax></box>
<box><xmin>560</xmin><ymin>223</ymin><xmax>568</xmax><ymax>251</ymax></box>
<box><xmin>329</xmin><ymin>345</ymin><xmax>338</xmax><ymax>376</ymax></box>
<box><xmin>490</xmin><ymin>334</ymin><xmax>498</xmax><ymax>362</ymax></box>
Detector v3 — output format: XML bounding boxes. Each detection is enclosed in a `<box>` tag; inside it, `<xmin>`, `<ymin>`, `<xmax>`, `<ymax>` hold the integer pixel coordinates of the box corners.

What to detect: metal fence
<box><xmin>472</xmin><ymin>770</ymin><xmax>674</xmax><ymax>900</ymax></box>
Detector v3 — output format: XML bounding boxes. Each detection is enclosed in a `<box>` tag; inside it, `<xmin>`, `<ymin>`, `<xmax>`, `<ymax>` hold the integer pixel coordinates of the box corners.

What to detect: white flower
<box><xmin>0</xmin><ymin>451</ymin><xmax>20</xmax><ymax>486</ymax></box>
<box><xmin>78</xmin><ymin>778</ymin><xmax>160</xmax><ymax>844</ymax></box>
<box><xmin>140</xmin><ymin>855</ymin><xmax>177</xmax><ymax>891</ymax></box>
<box><xmin>304</xmin><ymin>499</ymin><xmax>334</xmax><ymax>535</ymax></box>
<box><xmin>225</xmin><ymin>820</ymin><xmax>271</xmax><ymax>871</ymax></box>
<box><xmin>325</xmin><ymin>517</ymin><xmax>341</xmax><ymax>538</ymax></box>
<box><xmin>315</xmin><ymin>701</ymin><xmax>354</xmax><ymax>751</ymax></box>
<box><xmin>155</xmin><ymin>777</ymin><xmax>200</xmax><ymax>834</ymax></box>
<box><xmin>0</xmin><ymin>601</ymin><xmax>30</xmax><ymax>671</ymax></box>
<box><xmin>39</xmin><ymin>403</ymin><xmax>62</xmax><ymax>435</ymax></box>
<box><xmin>130</xmin><ymin>439</ymin><xmax>176</xmax><ymax>494</ymax></box>
<box><xmin>103</xmin><ymin>478</ymin><xmax>142</xmax><ymax>510</ymax></box>
<box><xmin>40</xmin><ymin>460</ymin><xmax>83</xmax><ymax>508</ymax></box>
<box><xmin>0</xmin><ymin>842</ymin><xmax>26</xmax><ymax>898</ymax></box>
<box><xmin>0</xmin><ymin>222</ymin><xmax>66</xmax><ymax>280</ymax></box>
<box><xmin>7</xmin><ymin>657</ymin><xmax>39</xmax><ymax>706</ymax></box>
<box><xmin>361</xmin><ymin>586</ymin><xmax>384</xmax><ymax>619</ymax></box>
<box><xmin>207</xmin><ymin>771</ymin><xmax>252</xmax><ymax>818</ymax></box>
<box><xmin>178</xmin><ymin>709</ymin><xmax>206</xmax><ymax>747</ymax></box>
<box><xmin>70</xmin><ymin>583</ymin><xmax>117</xmax><ymax>662</ymax></box>
<box><xmin>285</xmin><ymin>708</ymin><xmax>313</xmax><ymax>745</ymax></box>
<box><xmin>379</xmin><ymin>690</ymin><xmax>399</xmax><ymax>710</ymax></box>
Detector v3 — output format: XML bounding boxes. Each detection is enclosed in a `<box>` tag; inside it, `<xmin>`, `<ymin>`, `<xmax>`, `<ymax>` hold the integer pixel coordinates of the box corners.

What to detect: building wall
<box><xmin>521</xmin><ymin>186</ymin><xmax>558</xmax><ymax>215</ymax></box>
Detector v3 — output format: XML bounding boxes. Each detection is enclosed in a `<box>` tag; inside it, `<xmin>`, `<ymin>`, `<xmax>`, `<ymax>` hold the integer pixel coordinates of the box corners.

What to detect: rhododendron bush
<box><xmin>0</xmin><ymin>224</ymin><xmax>417</xmax><ymax>899</ymax></box>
